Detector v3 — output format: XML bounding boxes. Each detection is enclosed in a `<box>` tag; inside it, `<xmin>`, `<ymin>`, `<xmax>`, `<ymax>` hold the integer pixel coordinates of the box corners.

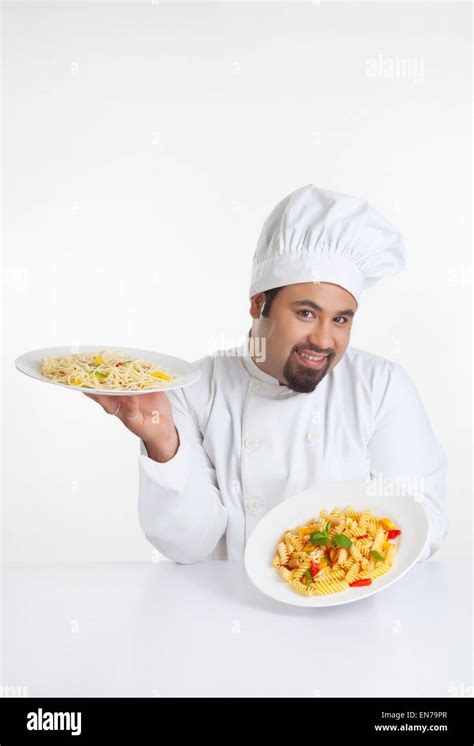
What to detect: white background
<box><xmin>2</xmin><ymin>1</ymin><xmax>471</xmax><ymax>561</ymax></box>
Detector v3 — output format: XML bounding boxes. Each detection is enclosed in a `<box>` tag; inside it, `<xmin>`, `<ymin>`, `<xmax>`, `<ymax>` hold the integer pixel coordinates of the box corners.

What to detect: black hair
<box><xmin>261</xmin><ymin>286</ymin><xmax>285</xmax><ymax>317</ymax></box>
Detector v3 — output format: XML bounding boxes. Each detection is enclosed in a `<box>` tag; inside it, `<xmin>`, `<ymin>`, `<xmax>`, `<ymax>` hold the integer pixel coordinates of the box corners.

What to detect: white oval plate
<box><xmin>244</xmin><ymin>480</ymin><xmax>429</xmax><ymax>607</ymax></box>
<box><xmin>14</xmin><ymin>345</ymin><xmax>201</xmax><ymax>396</ymax></box>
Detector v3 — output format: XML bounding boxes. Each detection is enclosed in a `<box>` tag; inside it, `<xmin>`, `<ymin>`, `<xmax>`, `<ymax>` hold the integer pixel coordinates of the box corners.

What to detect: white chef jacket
<box><xmin>138</xmin><ymin>342</ymin><xmax>448</xmax><ymax>564</ymax></box>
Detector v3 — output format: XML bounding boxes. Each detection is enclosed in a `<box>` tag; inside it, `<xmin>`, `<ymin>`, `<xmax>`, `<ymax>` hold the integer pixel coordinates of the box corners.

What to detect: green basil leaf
<box><xmin>333</xmin><ymin>534</ymin><xmax>352</xmax><ymax>548</ymax></box>
<box><xmin>310</xmin><ymin>533</ymin><xmax>330</xmax><ymax>546</ymax></box>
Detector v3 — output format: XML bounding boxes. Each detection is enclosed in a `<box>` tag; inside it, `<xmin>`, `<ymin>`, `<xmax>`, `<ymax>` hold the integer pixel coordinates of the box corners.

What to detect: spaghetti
<box><xmin>40</xmin><ymin>350</ymin><xmax>180</xmax><ymax>391</ymax></box>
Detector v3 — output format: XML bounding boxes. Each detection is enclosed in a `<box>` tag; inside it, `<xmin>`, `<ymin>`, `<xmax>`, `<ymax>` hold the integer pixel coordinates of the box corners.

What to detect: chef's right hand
<box><xmin>83</xmin><ymin>391</ymin><xmax>179</xmax><ymax>462</ymax></box>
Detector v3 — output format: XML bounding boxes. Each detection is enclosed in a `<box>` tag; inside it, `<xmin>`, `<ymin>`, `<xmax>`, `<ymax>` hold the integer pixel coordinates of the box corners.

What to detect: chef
<box><xmin>85</xmin><ymin>184</ymin><xmax>448</xmax><ymax>564</ymax></box>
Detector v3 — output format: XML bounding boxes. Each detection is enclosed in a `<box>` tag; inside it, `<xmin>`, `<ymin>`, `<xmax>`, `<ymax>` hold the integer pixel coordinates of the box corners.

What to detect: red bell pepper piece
<box><xmin>310</xmin><ymin>560</ymin><xmax>320</xmax><ymax>577</ymax></box>
<box><xmin>330</xmin><ymin>548</ymin><xmax>340</xmax><ymax>568</ymax></box>
<box><xmin>386</xmin><ymin>529</ymin><xmax>401</xmax><ymax>540</ymax></box>
<box><xmin>356</xmin><ymin>534</ymin><xmax>369</xmax><ymax>539</ymax></box>
<box><xmin>349</xmin><ymin>578</ymin><xmax>372</xmax><ymax>587</ymax></box>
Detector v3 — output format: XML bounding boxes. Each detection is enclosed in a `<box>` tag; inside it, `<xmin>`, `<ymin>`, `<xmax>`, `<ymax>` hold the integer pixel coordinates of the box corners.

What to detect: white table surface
<box><xmin>1</xmin><ymin>559</ymin><xmax>472</xmax><ymax>698</ymax></box>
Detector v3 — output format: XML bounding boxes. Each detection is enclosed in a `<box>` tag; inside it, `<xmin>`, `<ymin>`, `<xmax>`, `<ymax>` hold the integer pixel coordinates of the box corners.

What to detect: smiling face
<box><xmin>249</xmin><ymin>282</ymin><xmax>357</xmax><ymax>393</ymax></box>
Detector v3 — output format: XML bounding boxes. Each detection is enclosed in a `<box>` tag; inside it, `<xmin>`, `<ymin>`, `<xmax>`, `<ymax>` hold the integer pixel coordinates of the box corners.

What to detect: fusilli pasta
<box><xmin>272</xmin><ymin>505</ymin><xmax>401</xmax><ymax>596</ymax></box>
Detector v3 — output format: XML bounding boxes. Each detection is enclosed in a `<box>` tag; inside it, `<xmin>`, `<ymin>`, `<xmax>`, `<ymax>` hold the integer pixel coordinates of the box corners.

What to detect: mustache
<box><xmin>293</xmin><ymin>344</ymin><xmax>335</xmax><ymax>358</ymax></box>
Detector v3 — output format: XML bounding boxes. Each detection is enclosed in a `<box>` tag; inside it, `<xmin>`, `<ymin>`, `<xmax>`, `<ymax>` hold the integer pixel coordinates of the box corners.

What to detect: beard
<box><xmin>282</xmin><ymin>348</ymin><xmax>333</xmax><ymax>393</ymax></box>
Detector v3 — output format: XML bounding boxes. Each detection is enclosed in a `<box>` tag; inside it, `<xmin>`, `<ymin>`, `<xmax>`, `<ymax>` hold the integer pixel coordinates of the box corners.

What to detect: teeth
<box><xmin>299</xmin><ymin>352</ymin><xmax>325</xmax><ymax>361</ymax></box>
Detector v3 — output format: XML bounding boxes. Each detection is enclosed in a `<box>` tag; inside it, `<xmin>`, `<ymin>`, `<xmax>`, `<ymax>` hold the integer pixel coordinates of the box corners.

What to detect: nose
<box><xmin>307</xmin><ymin>322</ymin><xmax>334</xmax><ymax>354</ymax></box>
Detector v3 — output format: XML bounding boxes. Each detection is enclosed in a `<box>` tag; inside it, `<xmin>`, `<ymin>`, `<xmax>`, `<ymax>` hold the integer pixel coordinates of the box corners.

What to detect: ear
<box><xmin>249</xmin><ymin>292</ymin><xmax>265</xmax><ymax>319</ymax></box>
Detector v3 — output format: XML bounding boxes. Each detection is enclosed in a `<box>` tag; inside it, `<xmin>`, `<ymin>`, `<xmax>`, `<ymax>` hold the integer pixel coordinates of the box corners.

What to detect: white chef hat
<box><xmin>249</xmin><ymin>184</ymin><xmax>406</xmax><ymax>303</ymax></box>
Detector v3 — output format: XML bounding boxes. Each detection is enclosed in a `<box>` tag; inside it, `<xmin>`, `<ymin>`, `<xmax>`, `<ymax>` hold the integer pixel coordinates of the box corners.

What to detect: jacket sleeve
<box><xmin>368</xmin><ymin>362</ymin><xmax>448</xmax><ymax>562</ymax></box>
<box><xmin>137</xmin><ymin>386</ymin><xmax>228</xmax><ymax>564</ymax></box>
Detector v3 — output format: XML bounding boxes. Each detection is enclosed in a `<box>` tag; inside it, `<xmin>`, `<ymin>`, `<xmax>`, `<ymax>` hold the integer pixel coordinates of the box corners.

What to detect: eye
<box><xmin>296</xmin><ymin>310</ymin><xmax>315</xmax><ymax>319</ymax></box>
<box><xmin>334</xmin><ymin>316</ymin><xmax>349</xmax><ymax>324</ymax></box>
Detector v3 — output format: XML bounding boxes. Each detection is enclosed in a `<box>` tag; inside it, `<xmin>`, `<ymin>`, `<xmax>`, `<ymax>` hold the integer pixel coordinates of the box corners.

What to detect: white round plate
<box><xmin>244</xmin><ymin>480</ymin><xmax>429</xmax><ymax>607</ymax></box>
<box><xmin>14</xmin><ymin>345</ymin><xmax>201</xmax><ymax>396</ymax></box>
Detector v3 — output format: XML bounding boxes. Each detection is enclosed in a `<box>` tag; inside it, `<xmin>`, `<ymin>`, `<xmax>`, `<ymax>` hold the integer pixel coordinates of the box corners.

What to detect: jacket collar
<box><xmin>238</xmin><ymin>330</ymin><xmax>292</xmax><ymax>388</ymax></box>
<box><xmin>240</xmin><ymin>350</ymin><xmax>285</xmax><ymax>386</ymax></box>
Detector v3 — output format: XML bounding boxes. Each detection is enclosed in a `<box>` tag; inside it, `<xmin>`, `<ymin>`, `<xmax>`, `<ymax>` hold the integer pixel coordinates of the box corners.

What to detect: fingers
<box><xmin>83</xmin><ymin>392</ymin><xmax>121</xmax><ymax>416</ymax></box>
<box><xmin>138</xmin><ymin>390</ymin><xmax>170</xmax><ymax>415</ymax></box>
<box><xmin>83</xmin><ymin>393</ymin><xmax>100</xmax><ymax>402</ymax></box>
<box><xmin>121</xmin><ymin>395</ymin><xmax>141</xmax><ymax>423</ymax></box>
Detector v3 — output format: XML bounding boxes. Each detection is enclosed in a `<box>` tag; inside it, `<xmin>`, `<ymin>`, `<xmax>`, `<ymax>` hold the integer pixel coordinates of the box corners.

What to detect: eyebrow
<box><xmin>289</xmin><ymin>300</ymin><xmax>355</xmax><ymax>317</ymax></box>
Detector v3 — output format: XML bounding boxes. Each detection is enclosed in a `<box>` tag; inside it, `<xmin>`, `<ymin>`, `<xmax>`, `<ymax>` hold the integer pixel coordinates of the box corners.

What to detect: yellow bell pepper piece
<box><xmin>70</xmin><ymin>379</ymin><xmax>82</xmax><ymax>385</ymax></box>
<box><xmin>94</xmin><ymin>356</ymin><xmax>104</xmax><ymax>364</ymax></box>
<box><xmin>151</xmin><ymin>370</ymin><xmax>171</xmax><ymax>381</ymax></box>
<box><xmin>380</xmin><ymin>517</ymin><xmax>396</xmax><ymax>531</ymax></box>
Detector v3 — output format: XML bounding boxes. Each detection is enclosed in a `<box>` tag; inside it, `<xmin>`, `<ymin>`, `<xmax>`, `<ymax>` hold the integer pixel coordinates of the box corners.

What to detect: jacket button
<box><xmin>249</xmin><ymin>378</ymin><xmax>261</xmax><ymax>392</ymax></box>
<box><xmin>246</xmin><ymin>498</ymin><xmax>264</xmax><ymax>513</ymax></box>
<box><xmin>244</xmin><ymin>437</ymin><xmax>260</xmax><ymax>449</ymax></box>
<box><xmin>306</xmin><ymin>431</ymin><xmax>320</xmax><ymax>444</ymax></box>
